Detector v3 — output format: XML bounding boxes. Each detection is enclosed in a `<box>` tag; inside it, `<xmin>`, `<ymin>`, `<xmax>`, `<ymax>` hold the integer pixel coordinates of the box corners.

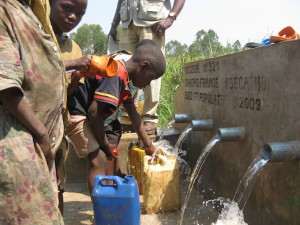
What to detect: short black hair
<box><xmin>135</xmin><ymin>39</ymin><xmax>156</xmax><ymax>49</ymax></box>
<box><xmin>131</xmin><ymin>39</ymin><xmax>166</xmax><ymax>78</ymax></box>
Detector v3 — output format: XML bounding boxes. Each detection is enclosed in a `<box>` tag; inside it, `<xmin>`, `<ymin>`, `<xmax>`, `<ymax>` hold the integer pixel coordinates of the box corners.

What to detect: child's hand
<box><xmin>76</xmin><ymin>55</ymin><xmax>92</xmax><ymax>73</ymax></box>
<box><xmin>102</xmin><ymin>142</ymin><xmax>118</xmax><ymax>160</ymax></box>
<box><xmin>145</xmin><ymin>144</ymin><xmax>155</xmax><ymax>155</ymax></box>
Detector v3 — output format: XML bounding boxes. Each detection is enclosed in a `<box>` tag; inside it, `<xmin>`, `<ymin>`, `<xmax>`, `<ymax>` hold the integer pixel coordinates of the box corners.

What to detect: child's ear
<box><xmin>140</xmin><ymin>61</ymin><xmax>150</xmax><ymax>70</ymax></box>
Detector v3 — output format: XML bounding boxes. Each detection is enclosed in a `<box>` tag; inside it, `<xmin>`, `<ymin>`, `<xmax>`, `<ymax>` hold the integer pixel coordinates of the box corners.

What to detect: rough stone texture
<box><xmin>174</xmin><ymin>40</ymin><xmax>300</xmax><ymax>225</ymax></box>
<box><xmin>142</xmin><ymin>155</ymin><xmax>181</xmax><ymax>213</ymax></box>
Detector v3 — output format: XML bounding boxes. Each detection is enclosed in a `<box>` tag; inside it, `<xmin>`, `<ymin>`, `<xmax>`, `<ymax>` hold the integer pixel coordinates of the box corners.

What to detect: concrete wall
<box><xmin>174</xmin><ymin>40</ymin><xmax>300</xmax><ymax>225</ymax></box>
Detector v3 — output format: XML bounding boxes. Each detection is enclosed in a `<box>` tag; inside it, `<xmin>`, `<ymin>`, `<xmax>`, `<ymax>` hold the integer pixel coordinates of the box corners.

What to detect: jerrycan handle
<box><xmin>148</xmin><ymin>155</ymin><xmax>168</xmax><ymax>166</ymax></box>
<box><xmin>94</xmin><ymin>175</ymin><xmax>122</xmax><ymax>189</ymax></box>
<box><xmin>94</xmin><ymin>175</ymin><xmax>136</xmax><ymax>189</ymax></box>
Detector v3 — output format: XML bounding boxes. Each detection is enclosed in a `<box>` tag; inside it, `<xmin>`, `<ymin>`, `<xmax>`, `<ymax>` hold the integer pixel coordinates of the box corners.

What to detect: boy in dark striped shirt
<box><xmin>66</xmin><ymin>39</ymin><xmax>166</xmax><ymax>194</ymax></box>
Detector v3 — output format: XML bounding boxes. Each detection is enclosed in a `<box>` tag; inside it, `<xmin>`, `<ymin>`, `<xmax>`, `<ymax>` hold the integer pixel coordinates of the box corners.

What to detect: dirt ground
<box><xmin>63</xmin><ymin>133</ymin><xmax>181</xmax><ymax>225</ymax></box>
<box><xmin>63</xmin><ymin>183</ymin><xmax>180</xmax><ymax>225</ymax></box>
<box><xmin>62</xmin><ymin>133</ymin><xmax>218</xmax><ymax>225</ymax></box>
<box><xmin>63</xmin><ymin>182</ymin><xmax>218</xmax><ymax>225</ymax></box>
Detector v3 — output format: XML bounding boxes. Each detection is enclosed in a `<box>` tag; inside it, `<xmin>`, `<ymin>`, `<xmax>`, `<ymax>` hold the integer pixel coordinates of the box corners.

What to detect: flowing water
<box><xmin>233</xmin><ymin>153</ymin><xmax>269</xmax><ymax>209</ymax></box>
<box><xmin>212</xmin><ymin>152</ymin><xmax>269</xmax><ymax>225</ymax></box>
<box><xmin>179</xmin><ymin>134</ymin><xmax>221</xmax><ymax>225</ymax></box>
<box><xmin>174</xmin><ymin>124</ymin><xmax>193</xmax><ymax>150</ymax></box>
<box><xmin>147</xmin><ymin>139</ymin><xmax>220</xmax><ymax>225</ymax></box>
<box><xmin>211</xmin><ymin>200</ymin><xmax>248</xmax><ymax>225</ymax></box>
<box><xmin>154</xmin><ymin>125</ymin><xmax>270</xmax><ymax>225</ymax></box>
<box><xmin>159</xmin><ymin>119</ymin><xmax>175</xmax><ymax>141</ymax></box>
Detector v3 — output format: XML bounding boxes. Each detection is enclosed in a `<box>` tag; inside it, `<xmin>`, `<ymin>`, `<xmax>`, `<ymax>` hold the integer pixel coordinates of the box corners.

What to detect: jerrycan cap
<box><xmin>124</xmin><ymin>175</ymin><xmax>135</xmax><ymax>183</ymax></box>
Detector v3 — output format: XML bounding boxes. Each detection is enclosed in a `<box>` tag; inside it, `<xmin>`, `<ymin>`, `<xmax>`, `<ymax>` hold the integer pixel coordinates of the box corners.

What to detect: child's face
<box><xmin>50</xmin><ymin>0</ymin><xmax>87</xmax><ymax>34</ymax></box>
<box><xmin>132</xmin><ymin>69</ymin><xmax>158</xmax><ymax>89</ymax></box>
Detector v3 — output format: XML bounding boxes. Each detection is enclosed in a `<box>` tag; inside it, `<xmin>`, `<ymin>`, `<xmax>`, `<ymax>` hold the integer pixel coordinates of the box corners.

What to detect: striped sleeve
<box><xmin>94</xmin><ymin>91</ymin><xmax>119</xmax><ymax>107</ymax></box>
<box><xmin>93</xmin><ymin>76</ymin><xmax>122</xmax><ymax>108</ymax></box>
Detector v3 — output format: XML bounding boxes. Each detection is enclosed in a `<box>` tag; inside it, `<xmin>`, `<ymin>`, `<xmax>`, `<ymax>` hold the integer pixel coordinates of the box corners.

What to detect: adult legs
<box><xmin>55</xmin><ymin>136</ymin><xmax>69</xmax><ymax>215</ymax></box>
<box><xmin>139</xmin><ymin>25</ymin><xmax>165</xmax><ymax>132</ymax></box>
<box><xmin>119</xmin><ymin>23</ymin><xmax>165</xmax><ymax>133</ymax></box>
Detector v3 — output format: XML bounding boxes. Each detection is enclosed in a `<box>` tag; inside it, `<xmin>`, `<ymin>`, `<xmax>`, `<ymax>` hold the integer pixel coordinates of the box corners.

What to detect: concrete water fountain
<box><xmin>172</xmin><ymin>40</ymin><xmax>300</xmax><ymax>225</ymax></box>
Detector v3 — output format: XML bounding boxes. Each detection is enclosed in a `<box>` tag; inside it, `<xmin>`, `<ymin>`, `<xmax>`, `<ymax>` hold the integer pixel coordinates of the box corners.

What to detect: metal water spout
<box><xmin>174</xmin><ymin>114</ymin><xmax>192</xmax><ymax>123</ymax></box>
<box><xmin>261</xmin><ymin>141</ymin><xmax>300</xmax><ymax>162</ymax></box>
<box><xmin>191</xmin><ymin>119</ymin><xmax>213</xmax><ymax>131</ymax></box>
<box><xmin>217</xmin><ymin>127</ymin><xmax>246</xmax><ymax>142</ymax></box>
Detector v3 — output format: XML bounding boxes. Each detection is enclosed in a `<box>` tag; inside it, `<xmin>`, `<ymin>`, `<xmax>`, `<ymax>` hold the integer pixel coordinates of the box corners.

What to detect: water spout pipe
<box><xmin>261</xmin><ymin>141</ymin><xmax>300</xmax><ymax>162</ymax></box>
<box><xmin>217</xmin><ymin>127</ymin><xmax>246</xmax><ymax>142</ymax></box>
<box><xmin>174</xmin><ymin>114</ymin><xmax>192</xmax><ymax>123</ymax></box>
<box><xmin>191</xmin><ymin>119</ymin><xmax>213</xmax><ymax>131</ymax></box>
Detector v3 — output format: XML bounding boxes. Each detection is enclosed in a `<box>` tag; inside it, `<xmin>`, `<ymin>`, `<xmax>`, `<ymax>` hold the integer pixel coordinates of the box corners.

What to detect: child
<box><xmin>66</xmin><ymin>39</ymin><xmax>166</xmax><ymax>194</ymax></box>
<box><xmin>50</xmin><ymin>0</ymin><xmax>91</xmax><ymax>215</ymax></box>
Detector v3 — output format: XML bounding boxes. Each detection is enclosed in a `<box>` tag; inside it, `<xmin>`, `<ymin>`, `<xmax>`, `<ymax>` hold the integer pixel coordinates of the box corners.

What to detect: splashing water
<box><xmin>233</xmin><ymin>153</ymin><xmax>269</xmax><ymax>209</ymax></box>
<box><xmin>212</xmin><ymin>200</ymin><xmax>248</xmax><ymax>225</ymax></box>
<box><xmin>159</xmin><ymin>119</ymin><xmax>175</xmax><ymax>141</ymax></box>
<box><xmin>174</xmin><ymin>124</ymin><xmax>193</xmax><ymax>150</ymax></box>
<box><xmin>149</xmin><ymin>139</ymin><xmax>173</xmax><ymax>164</ymax></box>
<box><xmin>179</xmin><ymin>134</ymin><xmax>221</xmax><ymax>225</ymax></box>
<box><xmin>211</xmin><ymin>152</ymin><xmax>269</xmax><ymax>225</ymax></box>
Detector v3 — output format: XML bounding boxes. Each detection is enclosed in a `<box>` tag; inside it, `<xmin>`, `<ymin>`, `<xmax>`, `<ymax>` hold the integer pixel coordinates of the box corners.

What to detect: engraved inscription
<box><xmin>203</xmin><ymin>61</ymin><xmax>219</xmax><ymax>72</ymax></box>
<box><xmin>224</xmin><ymin>76</ymin><xmax>267</xmax><ymax>91</ymax></box>
<box><xmin>183</xmin><ymin>58</ymin><xmax>266</xmax><ymax>111</ymax></box>
<box><xmin>185</xmin><ymin>78</ymin><xmax>219</xmax><ymax>88</ymax></box>
<box><xmin>185</xmin><ymin>91</ymin><xmax>223</xmax><ymax>106</ymax></box>
<box><xmin>184</xmin><ymin>64</ymin><xmax>200</xmax><ymax>74</ymax></box>
<box><xmin>238</xmin><ymin>97</ymin><xmax>262</xmax><ymax>111</ymax></box>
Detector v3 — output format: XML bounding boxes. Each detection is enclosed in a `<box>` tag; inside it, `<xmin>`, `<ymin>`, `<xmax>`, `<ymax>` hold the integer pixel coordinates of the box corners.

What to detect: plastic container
<box><xmin>88</xmin><ymin>55</ymin><xmax>119</xmax><ymax>78</ymax></box>
<box><xmin>128</xmin><ymin>144</ymin><xmax>145</xmax><ymax>194</ymax></box>
<box><xmin>92</xmin><ymin>175</ymin><xmax>140</xmax><ymax>225</ymax></box>
<box><xmin>142</xmin><ymin>154</ymin><xmax>181</xmax><ymax>213</ymax></box>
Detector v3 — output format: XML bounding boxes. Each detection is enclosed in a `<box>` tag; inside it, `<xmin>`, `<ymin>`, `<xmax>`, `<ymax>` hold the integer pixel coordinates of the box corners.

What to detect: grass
<box><xmin>157</xmin><ymin>47</ymin><xmax>242</xmax><ymax>128</ymax></box>
<box><xmin>157</xmin><ymin>54</ymin><xmax>189</xmax><ymax>128</ymax></box>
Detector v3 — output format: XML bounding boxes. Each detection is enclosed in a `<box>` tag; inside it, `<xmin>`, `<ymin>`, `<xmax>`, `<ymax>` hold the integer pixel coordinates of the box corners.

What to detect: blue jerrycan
<box><xmin>91</xmin><ymin>175</ymin><xmax>140</xmax><ymax>225</ymax></box>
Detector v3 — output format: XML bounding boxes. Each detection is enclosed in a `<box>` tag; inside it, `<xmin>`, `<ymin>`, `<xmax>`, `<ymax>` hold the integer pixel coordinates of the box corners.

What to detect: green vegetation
<box><xmin>70</xmin><ymin>24</ymin><xmax>107</xmax><ymax>55</ymax></box>
<box><xmin>70</xmin><ymin>25</ymin><xmax>243</xmax><ymax>128</ymax></box>
<box><xmin>159</xmin><ymin>29</ymin><xmax>242</xmax><ymax>128</ymax></box>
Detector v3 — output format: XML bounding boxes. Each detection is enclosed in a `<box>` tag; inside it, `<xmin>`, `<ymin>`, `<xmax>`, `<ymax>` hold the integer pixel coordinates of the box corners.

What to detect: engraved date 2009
<box><xmin>238</xmin><ymin>97</ymin><xmax>262</xmax><ymax>111</ymax></box>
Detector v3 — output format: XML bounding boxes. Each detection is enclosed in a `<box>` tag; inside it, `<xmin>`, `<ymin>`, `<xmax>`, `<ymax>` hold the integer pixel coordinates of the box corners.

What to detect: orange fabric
<box><xmin>87</xmin><ymin>56</ymin><xmax>119</xmax><ymax>78</ymax></box>
<box><xmin>270</xmin><ymin>26</ymin><xmax>300</xmax><ymax>43</ymax></box>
